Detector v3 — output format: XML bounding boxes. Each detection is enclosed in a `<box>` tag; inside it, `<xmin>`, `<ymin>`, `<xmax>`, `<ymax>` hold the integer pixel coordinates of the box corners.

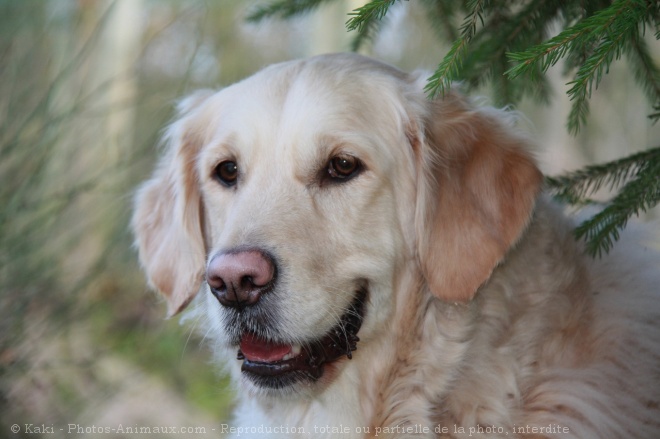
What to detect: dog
<box><xmin>132</xmin><ymin>53</ymin><xmax>660</xmax><ymax>438</ymax></box>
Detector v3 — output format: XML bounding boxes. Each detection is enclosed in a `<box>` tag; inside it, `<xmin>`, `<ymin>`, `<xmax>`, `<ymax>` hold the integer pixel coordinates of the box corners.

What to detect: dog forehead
<box><xmin>203</xmin><ymin>55</ymin><xmax>411</xmax><ymax>166</ymax></box>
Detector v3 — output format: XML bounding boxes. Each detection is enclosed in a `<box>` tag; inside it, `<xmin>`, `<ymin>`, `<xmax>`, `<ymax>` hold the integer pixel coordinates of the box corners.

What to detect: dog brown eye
<box><xmin>215</xmin><ymin>161</ymin><xmax>238</xmax><ymax>186</ymax></box>
<box><xmin>327</xmin><ymin>155</ymin><xmax>360</xmax><ymax>181</ymax></box>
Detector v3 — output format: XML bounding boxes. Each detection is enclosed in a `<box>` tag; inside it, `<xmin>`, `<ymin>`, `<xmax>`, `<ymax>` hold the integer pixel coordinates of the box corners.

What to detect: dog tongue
<box><xmin>240</xmin><ymin>333</ymin><xmax>292</xmax><ymax>363</ymax></box>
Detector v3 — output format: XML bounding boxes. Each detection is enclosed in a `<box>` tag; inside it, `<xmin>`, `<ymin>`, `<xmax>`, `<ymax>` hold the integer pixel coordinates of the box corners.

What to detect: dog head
<box><xmin>132</xmin><ymin>53</ymin><xmax>542</xmax><ymax>396</ymax></box>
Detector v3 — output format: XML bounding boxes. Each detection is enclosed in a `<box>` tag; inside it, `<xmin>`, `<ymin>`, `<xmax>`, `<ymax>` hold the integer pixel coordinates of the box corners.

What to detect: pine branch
<box><xmin>506</xmin><ymin>0</ymin><xmax>638</xmax><ymax>80</ymax></box>
<box><xmin>505</xmin><ymin>0</ymin><xmax>649</xmax><ymax>133</ymax></box>
<box><xmin>566</xmin><ymin>2</ymin><xmax>646</xmax><ymax>133</ymax></box>
<box><xmin>425</xmin><ymin>38</ymin><xmax>470</xmax><ymax>97</ymax></box>
<box><xmin>561</xmin><ymin>35</ymin><xmax>598</xmax><ymax>77</ymax></box>
<box><xmin>650</xmin><ymin>103</ymin><xmax>660</xmax><ymax>123</ymax></box>
<box><xmin>547</xmin><ymin>147</ymin><xmax>660</xmax><ymax>203</ymax></box>
<box><xmin>425</xmin><ymin>0</ymin><xmax>490</xmax><ymax>98</ymax></box>
<box><xmin>346</xmin><ymin>0</ymin><xmax>397</xmax><ymax>32</ymax></box>
<box><xmin>346</xmin><ymin>0</ymin><xmax>398</xmax><ymax>51</ymax></box>
<box><xmin>246</xmin><ymin>0</ymin><xmax>333</xmax><ymax>22</ymax></box>
<box><xmin>626</xmin><ymin>33</ymin><xmax>660</xmax><ymax>119</ymax></box>
<box><xmin>547</xmin><ymin>147</ymin><xmax>660</xmax><ymax>256</ymax></box>
<box><xmin>505</xmin><ymin>20</ymin><xmax>590</xmax><ymax>78</ymax></box>
<box><xmin>458</xmin><ymin>0</ymin><xmax>489</xmax><ymax>39</ymax></box>
<box><xmin>458</xmin><ymin>0</ymin><xmax>561</xmax><ymax>104</ymax></box>
<box><xmin>565</xmin><ymin>89</ymin><xmax>590</xmax><ymax>135</ymax></box>
<box><xmin>575</xmin><ymin>160</ymin><xmax>660</xmax><ymax>257</ymax></box>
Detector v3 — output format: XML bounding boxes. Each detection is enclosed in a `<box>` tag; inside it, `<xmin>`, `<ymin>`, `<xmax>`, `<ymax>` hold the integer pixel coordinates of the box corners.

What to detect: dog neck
<box><xmin>361</xmin><ymin>197</ymin><xmax>590</xmax><ymax>434</ymax></box>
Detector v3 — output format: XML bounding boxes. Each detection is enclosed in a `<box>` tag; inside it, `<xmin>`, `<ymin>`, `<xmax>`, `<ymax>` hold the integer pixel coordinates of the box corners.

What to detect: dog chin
<box><xmin>240</xmin><ymin>368</ymin><xmax>327</xmax><ymax>399</ymax></box>
<box><xmin>232</xmin><ymin>288</ymin><xmax>368</xmax><ymax>396</ymax></box>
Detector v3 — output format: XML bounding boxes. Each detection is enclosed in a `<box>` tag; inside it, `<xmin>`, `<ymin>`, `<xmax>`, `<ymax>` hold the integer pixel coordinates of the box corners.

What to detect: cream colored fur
<box><xmin>132</xmin><ymin>53</ymin><xmax>660</xmax><ymax>438</ymax></box>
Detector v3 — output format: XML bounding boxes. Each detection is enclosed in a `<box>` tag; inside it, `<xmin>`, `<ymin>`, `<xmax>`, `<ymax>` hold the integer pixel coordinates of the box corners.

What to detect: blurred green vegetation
<box><xmin>0</xmin><ymin>0</ymin><xmax>304</xmax><ymax>434</ymax></box>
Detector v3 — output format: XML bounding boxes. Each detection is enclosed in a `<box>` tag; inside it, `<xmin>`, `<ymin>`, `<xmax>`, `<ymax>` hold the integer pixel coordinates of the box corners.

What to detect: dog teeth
<box><xmin>282</xmin><ymin>344</ymin><xmax>302</xmax><ymax>361</ymax></box>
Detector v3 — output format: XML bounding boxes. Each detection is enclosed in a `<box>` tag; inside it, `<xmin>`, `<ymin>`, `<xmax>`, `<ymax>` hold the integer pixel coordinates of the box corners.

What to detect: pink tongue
<box><xmin>240</xmin><ymin>333</ymin><xmax>292</xmax><ymax>363</ymax></box>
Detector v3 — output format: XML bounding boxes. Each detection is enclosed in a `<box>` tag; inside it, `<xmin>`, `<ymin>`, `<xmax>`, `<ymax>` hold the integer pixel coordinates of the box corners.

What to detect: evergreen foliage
<box><xmin>247</xmin><ymin>0</ymin><xmax>336</xmax><ymax>21</ymax></box>
<box><xmin>547</xmin><ymin>147</ymin><xmax>660</xmax><ymax>255</ymax></box>
<box><xmin>249</xmin><ymin>0</ymin><xmax>660</xmax><ymax>256</ymax></box>
<box><xmin>345</xmin><ymin>0</ymin><xmax>397</xmax><ymax>50</ymax></box>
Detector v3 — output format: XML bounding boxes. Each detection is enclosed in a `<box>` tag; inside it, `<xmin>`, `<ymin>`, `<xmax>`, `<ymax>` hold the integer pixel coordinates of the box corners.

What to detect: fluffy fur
<box><xmin>132</xmin><ymin>53</ymin><xmax>660</xmax><ymax>438</ymax></box>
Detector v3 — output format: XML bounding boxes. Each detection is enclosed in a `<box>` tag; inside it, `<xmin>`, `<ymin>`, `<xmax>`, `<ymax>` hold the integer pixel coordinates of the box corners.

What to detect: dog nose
<box><xmin>206</xmin><ymin>250</ymin><xmax>275</xmax><ymax>309</ymax></box>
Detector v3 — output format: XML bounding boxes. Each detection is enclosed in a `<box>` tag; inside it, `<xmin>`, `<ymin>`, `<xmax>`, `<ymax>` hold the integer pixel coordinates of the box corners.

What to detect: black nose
<box><xmin>206</xmin><ymin>250</ymin><xmax>275</xmax><ymax>309</ymax></box>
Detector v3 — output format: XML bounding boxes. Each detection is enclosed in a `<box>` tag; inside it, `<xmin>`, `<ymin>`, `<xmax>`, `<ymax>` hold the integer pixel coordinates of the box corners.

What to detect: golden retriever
<box><xmin>132</xmin><ymin>53</ymin><xmax>660</xmax><ymax>438</ymax></box>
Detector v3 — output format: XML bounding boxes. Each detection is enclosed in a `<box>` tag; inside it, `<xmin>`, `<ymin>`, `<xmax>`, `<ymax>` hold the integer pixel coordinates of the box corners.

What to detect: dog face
<box><xmin>132</xmin><ymin>54</ymin><xmax>541</xmax><ymax>397</ymax></box>
<box><xmin>196</xmin><ymin>57</ymin><xmax>418</xmax><ymax>393</ymax></box>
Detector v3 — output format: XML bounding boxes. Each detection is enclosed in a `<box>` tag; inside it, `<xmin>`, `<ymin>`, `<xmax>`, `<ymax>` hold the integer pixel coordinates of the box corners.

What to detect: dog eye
<box><xmin>327</xmin><ymin>155</ymin><xmax>361</xmax><ymax>182</ymax></box>
<box><xmin>215</xmin><ymin>161</ymin><xmax>238</xmax><ymax>187</ymax></box>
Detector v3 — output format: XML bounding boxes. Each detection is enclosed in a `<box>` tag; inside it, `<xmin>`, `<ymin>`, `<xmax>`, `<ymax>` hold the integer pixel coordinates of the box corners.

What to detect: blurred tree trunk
<box><xmin>48</xmin><ymin>0</ymin><xmax>143</xmax><ymax>287</ymax></box>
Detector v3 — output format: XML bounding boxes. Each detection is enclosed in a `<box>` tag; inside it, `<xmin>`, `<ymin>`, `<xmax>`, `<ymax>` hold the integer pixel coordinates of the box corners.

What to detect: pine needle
<box><xmin>346</xmin><ymin>0</ymin><xmax>399</xmax><ymax>51</ymax></box>
<box><xmin>506</xmin><ymin>0</ymin><xmax>638</xmax><ymax>80</ymax></box>
<box><xmin>575</xmin><ymin>161</ymin><xmax>660</xmax><ymax>257</ymax></box>
<box><xmin>627</xmin><ymin>33</ymin><xmax>660</xmax><ymax>124</ymax></box>
<box><xmin>650</xmin><ymin>103</ymin><xmax>660</xmax><ymax>124</ymax></box>
<box><xmin>346</xmin><ymin>0</ymin><xmax>398</xmax><ymax>33</ymax></box>
<box><xmin>548</xmin><ymin>147</ymin><xmax>660</xmax><ymax>256</ymax></box>
<box><xmin>547</xmin><ymin>147</ymin><xmax>660</xmax><ymax>203</ymax></box>
<box><xmin>425</xmin><ymin>0</ymin><xmax>490</xmax><ymax>98</ymax></box>
<box><xmin>247</xmin><ymin>0</ymin><xmax>333</xmax><ymax>22</ymax></box>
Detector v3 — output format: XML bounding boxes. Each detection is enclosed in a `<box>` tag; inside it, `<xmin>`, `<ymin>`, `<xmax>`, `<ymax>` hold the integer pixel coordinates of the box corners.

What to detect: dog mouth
<box><xmin>237</xmin><ymin>289</ymin><xmax>367</xmax><ymax>389</ymax></box>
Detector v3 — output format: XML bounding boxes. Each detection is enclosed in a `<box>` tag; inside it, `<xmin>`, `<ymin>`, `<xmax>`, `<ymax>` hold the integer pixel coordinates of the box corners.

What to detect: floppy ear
<box><xmin>414</xmin><ymin>93</ymin><xmax>543</xmax><ymax>303</ymax></box>
<box><xmin>131</xmin><ymin>91</ymin><xmax>213</xmax><ymax>316</ymax></box>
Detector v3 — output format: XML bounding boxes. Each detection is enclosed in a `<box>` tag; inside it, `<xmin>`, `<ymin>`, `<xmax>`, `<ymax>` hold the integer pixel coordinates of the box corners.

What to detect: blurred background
<box><xmin>1</xmin><ymin>1</ymin><xmax>659</xmax><ymax>437</ymax></box>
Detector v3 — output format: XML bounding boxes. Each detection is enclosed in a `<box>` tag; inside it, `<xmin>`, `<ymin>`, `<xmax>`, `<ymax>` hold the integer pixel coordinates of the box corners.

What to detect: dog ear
<box><xmin>414</xmin><ymin>93</ymin><xmax>543</xmax><ymax>303</ymax></box>
<box><xmin>131</xmin><ymin>91</ymin><xmax>213</xmax><ymax>316</ymax></box>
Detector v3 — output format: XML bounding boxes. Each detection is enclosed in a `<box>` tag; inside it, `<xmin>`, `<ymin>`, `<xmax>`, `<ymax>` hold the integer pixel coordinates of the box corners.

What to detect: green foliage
<box><xmin>547</xmin><ymin>147</ymin><xmax>660</xmax><ymax>256</ymax></box>
<box><xmin>250</xmin><ymin>0</ymin><xmax>660</xmax><ymax>256</ymax></box>
<box><xmin>346</xmin><ymin>0</ymin><xmax>399</xmax><ymax>50</ymax></box>
<box><xmin>425</xmin><ymin>0</ymin><xmax>490</xmax><ymax>98</ymax></box>
<box><xmin>247</xmin><ymin>0</ymin><xmax>336</xmax><ymax>21</ymax></box>
<box><xmin>2</xmin><ymin>0</ymin><xmax>243</xmax><ymax>426</ymax></box>
<box><xmin>506</xmin><ymin>0</ymin><xmax>659</xmax><ymax>134</ymax></box>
